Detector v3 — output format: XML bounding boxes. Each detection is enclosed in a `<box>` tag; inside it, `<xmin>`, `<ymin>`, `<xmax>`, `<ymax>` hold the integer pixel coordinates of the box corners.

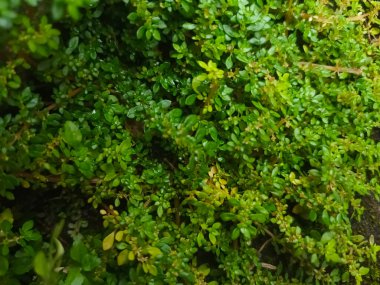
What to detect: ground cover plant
<box><xmin>1</xmin><ymin>0</ymin><xmax>380</xmax><ymax>284</ymax></box>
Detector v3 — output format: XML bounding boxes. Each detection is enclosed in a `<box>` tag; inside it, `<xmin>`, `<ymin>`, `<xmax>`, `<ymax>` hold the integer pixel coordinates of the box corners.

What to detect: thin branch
<box><xmin>68</xmin><ymin>87</ymin><xmax>82</xmax><ymax>98</ymax></box>
<box><xmin>9</xmin><ymin>124</ymin><xmax>29</xmax><ymax>145</ymax></box>
<box><xmin>301</xmin><ymin>13</ymin><xmax>369</xmax><ymax>24</ymax></box>
<box><xmin>258</xmin><ymin>238</ymin><xmax>273</xmax><ymax>254</ymax></box>
<box><xmin>298</xmin><ymin>62</ymin><xmax>363</xmax><ymax>75</ymax></box>
<box><xmin>347</xmin><ymin>13</ymin><xmax>370</xmax><ymax>22</ymax></box>
<box><xmin>261</xmin><ymin>262</ymin><xmax>277</xmax><ymax>270</ymax></box>
<box><xmin>254</xmin><ymin>221</ymin><xmax>275</xmax><ymax>238</ymax></box>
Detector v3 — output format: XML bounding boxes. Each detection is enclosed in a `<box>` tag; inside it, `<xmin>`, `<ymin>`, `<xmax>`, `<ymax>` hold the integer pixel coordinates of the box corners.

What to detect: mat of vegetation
<box><xmin>1</xmin><ymin>0</ymin><xmax>380</xmax><ymax>284</ymax></box>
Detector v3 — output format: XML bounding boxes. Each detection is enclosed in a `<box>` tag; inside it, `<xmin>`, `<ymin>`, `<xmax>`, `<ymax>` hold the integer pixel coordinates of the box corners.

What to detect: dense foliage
<box><xmin>1</xmin><ymin>0</ymin><xmax>380</xmax><ymax>284</ymax></box>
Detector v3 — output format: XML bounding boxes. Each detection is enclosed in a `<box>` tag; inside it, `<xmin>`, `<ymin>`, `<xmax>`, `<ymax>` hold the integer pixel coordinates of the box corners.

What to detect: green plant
<box><xmin>1</xmin><ymin>0</ymin><xmax>380</xmax><ymax>284</ymax></box>
<box><xmin>0</xmin><ymin>209</ymin><xmax>42</xmax><ymax>284</ymax></box>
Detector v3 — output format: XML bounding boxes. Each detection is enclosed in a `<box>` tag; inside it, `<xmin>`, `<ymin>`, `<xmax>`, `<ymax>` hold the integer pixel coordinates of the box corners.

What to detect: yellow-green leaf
<box><xmin>146</xmin><ymin>247</ymin><xmax>162</xmax><ymax>258</ymax></box>
<box><xmin>142</xmin><ymin>262</ymin><xmax>148</xmax><ymax>273</ymax></box>
<box><xmin>128</xmin><ymin>251</ymin><xmax>135</xmax><ymax>261</ymax></box>
<box><xmin>197</xmin><ymin>61</ymin><xmax>208</xmax><ymax>70</ymax></box>
<box><xmin>0</xmin><ymin>208</ymin><xmax>13</xmax><ymax>224</ymax></box>
<box><xmin>147</xmin><ymin>264</ymin><xmax>158</xmax><ymax>276</ymax></box>
<box><xmin>53</xmin><ymin>238</ymin><xmax>65</xmax><ymax>260</ymax></box>
<box><xmin>359</xmin><ymin>266</ymin><xmax>369</xmax><ymax>275</ymax></box>
<box><xmin>115</xmin><ymin>231</ymin><xmax>124</xmax><ymax>242</ymax></box>
<box><xmin>117</xmin><ymin>249</ymin><xmax>129</xmax><ymax>266</ymax></box>
<box><xmin>209</xmin><ymin>233</ymin><xmax>217</xmax><ymax>245</ymax></box>
<box><xmin>102</xmin><ymin>231</ymin><xmax>115</xmax><ymax>251</ymax></box>
<box><xmin>34</xmin><ymin>251</ymin><xmax>49</xmax><ymax>278</ymax></box>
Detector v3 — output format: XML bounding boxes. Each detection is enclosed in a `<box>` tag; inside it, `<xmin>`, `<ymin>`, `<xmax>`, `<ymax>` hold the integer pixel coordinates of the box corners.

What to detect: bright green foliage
<box><xmin>1</xmin><ymin>0</ymin><xmax>380</xmax><ymax>284</ymax></box>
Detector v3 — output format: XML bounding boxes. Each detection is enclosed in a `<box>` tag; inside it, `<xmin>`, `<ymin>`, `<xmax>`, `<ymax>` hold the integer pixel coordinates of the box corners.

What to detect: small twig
<box><xmin>258</xmin><ymin>238</ymin><xmax>273</xmax><ymax>254</ymax></box>
<box><xmin>261</xmin><ymin>262</ymin><xmax>277</xmax><ymax>270</ymax></box>
<box><xmin>163</xmin><ymin>158</ymin><xmax>176</xmax><ymax>170</ymax></box>
<box><xmin>298</xmin><ymin>62</ymin><xmax>362</xmax><ymax>75</ymax></box>
<box><xmin>347</xmin><ymin>13</ymin><xmax>370</xmax><ymax>22</ymax></box>
<box><xmin>254</xmin><ymin>222</ymin><xmax>275</xmax><ymax>239</ymax></box>
<box><xmin>301</xmin><ymin>13</ymin><xmax>369</xmax><ymax>24</ymax></box>
<box><xmin>9</xmin><ymin>124</ymin><xmax>29</xmax><ymax>145</ymax></box>
<box><xmin>45</xmin><ymin>103</ymin><xmax>57</xmax><ymax>112</ymax></box>
<box><xmin>68</xmin><ymin>87</ymin><xmax>82</xmax><ymax>98</ymax></box>
<box><xmin>301</xmin><ymin>13</ymin><xmax>333</xmax><ymax>24</ymax></box>
<box><xmin>263</xmin><ymin>228</ymin><xmax>275</xmax><ymax>239</ymax></box>
<box><xmin>90</xmin><ymin>178</ymin><xmax>102</xmax><ymax>184</ymax></box>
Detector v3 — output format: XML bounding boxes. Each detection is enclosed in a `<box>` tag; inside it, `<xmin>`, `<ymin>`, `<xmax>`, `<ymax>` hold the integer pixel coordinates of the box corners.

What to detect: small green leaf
<box><xmin>308</xmin><ymin>210</ymin><xmax>317</xmax><ymax>222</ymax></box>
<box><xmin>136</xmin><ymin>26</ymin><xmax>145</xmax><ymax>39</ymax></box>
<box><xmin>70</xmin><ymin>239</ymin><xmax>88</xmax><ymax>262</ymax></box>
<box><xmin>64</xmin><ymin>267</ymin><xmax>85</xmax><ymax>285</ymax></box>
<box><xmin>8</xmin><ymin>80</ymin><xmax>21</xmax><ymax>89</ymax></box>
<box><xmin>197</xmin><ymin>61</ymin><xmax>209</xmax><ymax>70</ymax></box>
<box><xmin>359</xmin><ymin>266</ymin><xmax>370</xmax><ymax>275</ymax></box>
<box><xmin>128</xmin><ymin>251</ymin><xmax>135</xmax><ymax>261</ymax></box>
<box><xmin>159</xmin><ymin>99</ymin><xmax>171</xmax><ymax>108</ymax></box>
<box><xmin>0</xmin><ymin>208</ymin><xmax>13</xmax><ymax>224</ymax></box>
<box><xmin>153</xmin><ymin>30</ymin><xmax>161</xmax><ymax>40</ymax></box>
<box><xmin>326</xmin><ymin>252</ymin><xmax>340</xmax><ymax>263</ymax></box>
<box><xmin>63</xmin><ymin>121</ymin><xmax>82</xmax><ymax>147</ymax></box>
<box><xmin>198</xmin><ymin>264</ymin><xmax>210</xmax><ymax>276</ymax></box>
<box><xmin>182</xmin><ymin>23</ymin><xmax>196</xmax><ymax>30</ymax></box>
<box><xmin>0</xmin><ymin>256</ymin><xmax>9</xmax><ymax>276</ymax></box>
<box><xmin>147</xmin><ymin>247</ymin><xmax>162</xmax><ymax>258</ymax></box>
<box><xmin>197</xmin><ymin>232</ymin><xmax>204</xmax><ymax>247</ymax></box>
<box><xmin>67</xmin><ymin>4</ymin><xmax>80</xmax><ymax>20</ymax></box>
<box><xmin>321</xmin><ymin>231</ymin><xmax>334</xmax><ymax>244</ymax></box>
<box><xmin>209</xmin><ymin>233</ymin><xmax>217</xmax><ymax>245</ymax></box>
<box><xmin>231</xmin><ymin>228</ymin><xmax>240</xmax><ymax>240</ymax></box>
<box><xmin>54</xmin><ymin>238</ymin><xmax>65</xmax><ymax>260</ymax></box>
<box><xmin>220</xmin><ymin>212</ymin><xmax>236</xmax><ymax>221</ymax></box>
<box><xmin>168</xmin><ymin>108</ymin><xmax>183</xmax><ymax>121</ymax></box>
<box><xmin>26</xmin><ymin>97</ymin><xmax>39</xmax><ymax>109</ymax></box>
<box><xmin>192</xmin><ymin>73</ymin><xmax>208</xmax><ymax>94</ymax></box>
<box><xmin>148</xmin><ymin>264</ymin><xmax>158</xmax><ymax>276</ymax></box>
<box><xmin>117</xmin><ymin>249</ymin><xmax>129</xmax><ymax>266</ymax></box>
<box><xmin>251</xmin><ymin>214</ymin><xmax>266</xmax><ymax>223</ymax></box>
<box><xmin>185</xmin><ymin>94</ymin><xmax>197</xmax><ymax>105</ymax></box>
<box><xmin>223</xmin><ymin>25</ymin><xmax>238</xmax><ymax>37</ymax></box>
<box><xmin>183</xmin><ymin>114</ymin><xmax>199</xmax><ymax>130</ymax></box>
<box><xmin>34</xmin><ymin>251</ymin><xmax>49</xmax><ymax>278</ymax></box>
<box><xmin>322</xmin><ymin>209</ymin><xmax>330</xmax><ymax>225</ymax></box>
<box><xmin>21</xmin><ymin>220</ymin><xmax>34</xmax><ymax>233</ymax></box>
<box><xmin>66</xmin><ymin>36</ymin><xmax>79</xmax><ymax>54</ymax></box>
<box><xmin>146</xmin><ymin>29</ymin><xmax>152</xmax><ymax>40</ymax></box>
<box><xmin>157</xmin><ymin>206</ymin><xmax>163</xmax><ymax>217</ymax></box>
<box><xmin>225</xmin><ymin>55</ymin><xmax>233</xmax><ymax>69</ymax></box>
<box><xmin>25</xmin><ymin>0</ymin><xmax>40</xmax><ymax>6</ymax></box>
<box><xmin>311</xmin><ymin>253</ymin><xmax>319</xmax><ymax>266</ymax></box>
<box><xmin>240</xmin><ymin>227</ymin><xmax>251</xmax><ymax>240</ymax></box>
